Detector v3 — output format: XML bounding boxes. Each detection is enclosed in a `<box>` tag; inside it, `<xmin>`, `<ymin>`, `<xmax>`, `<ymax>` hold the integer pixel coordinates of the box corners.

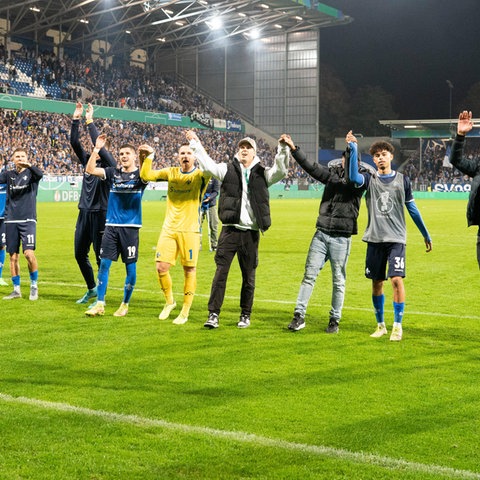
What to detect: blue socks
<box><xmin>29</xmin><ymin>270</ymin><xmax>38</xmax><ymax>286</ymax></box>
<box><xmin>372</xmin><ymin>294</ymin><xmax>385</xmax><ymax>324</ymax></box>
<box><xmin>393</xmin><ymin>301</ymin><xmax>405</xmax><ymax>324</ymax></box>
<box><xmin>96</xmin><ymin>260</ymin><xmax>137</xmax><ymax>305</ymax></box>
<box><xmin>97</xmin><ymin>258</ymin><xmax>112</xmax><ymax>302</ymax></box>
<box><xmin>373</xmin><ymin>295</ymin><xmax>404</xmax><ymax>325</ymax></box>
<box><xmin>0</xmin><ymin>248</ymin><xmax>5</xmax><ymax>277</ymax></box>
<box><xmin>123</xmin><ymin>262</ymin><xmax>136</xmax><ymax>304</ymax></box>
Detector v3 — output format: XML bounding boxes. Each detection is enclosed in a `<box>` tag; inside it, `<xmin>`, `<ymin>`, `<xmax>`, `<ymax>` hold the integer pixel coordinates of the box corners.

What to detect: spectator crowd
<box><xmin>402</xmin><ymin>138</ymin><xmax>480</xmax><ymax>189</ymax></box>
<box><xmin>2</xmin><ymin>44</ymin><xmax>480</xmax><ymax>187</ymax></box>
<box><xmin>0</xmin><ymin>109</ymin><xmax>278</xmax><ymax>177</ymax></box>
<box><xmin>1</xmin><ymin>44</ymin><xmax>241</xmax><ymax>124</ymax></box>
<box><xmin>2</xmin><ymin>107</ymin><xmax>479</xmax><ymax>188</ymax></box>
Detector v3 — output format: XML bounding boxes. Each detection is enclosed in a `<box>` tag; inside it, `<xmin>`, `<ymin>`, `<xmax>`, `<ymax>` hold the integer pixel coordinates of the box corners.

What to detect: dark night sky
<box><xmin>319</xmin><ymin>0</ymin><xmax>480</xmax><ymax>120</ymax></box>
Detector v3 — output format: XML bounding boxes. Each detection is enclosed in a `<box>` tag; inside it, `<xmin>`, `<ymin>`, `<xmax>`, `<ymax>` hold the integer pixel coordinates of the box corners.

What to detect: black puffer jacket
<box><xmin>449</xmin><ymin>134</ymin><xmax>480</xmax><ymax>226</ymax></box>
<box><xmin>292</xmin><ymin>146</ymin><xmax>366</xmax><ymax>237</ymax></box>
<box><xmin>218</xmin><ymin>159</ymin><xmax>271</xmax><ymax>232</ymax></box>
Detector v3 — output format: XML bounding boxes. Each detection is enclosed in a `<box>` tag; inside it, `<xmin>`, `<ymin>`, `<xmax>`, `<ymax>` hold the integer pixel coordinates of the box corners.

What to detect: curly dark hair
<box><xmin>369</xmin><ymin>141</ymin><xmax>394</xmax><ymax>156</ymax></box>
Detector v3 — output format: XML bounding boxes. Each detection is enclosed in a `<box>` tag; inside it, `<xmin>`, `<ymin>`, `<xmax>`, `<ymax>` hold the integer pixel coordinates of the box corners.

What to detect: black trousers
<box><xmin>208</xmin><ymin>226</ymin><xmax>259</xmax><ymax>316</ymax></box>
<box><xmin>74</xmin><ymin>209</ymin><xmax>107</xmax><ymax>290</ymax></box>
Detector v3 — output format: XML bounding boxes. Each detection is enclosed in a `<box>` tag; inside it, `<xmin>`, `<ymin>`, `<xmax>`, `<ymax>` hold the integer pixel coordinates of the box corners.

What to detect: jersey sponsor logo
<box><xmin>10</xmin><ymin>184</ymin><xmax>30</xmax><ymax>192</ymax></box>
<box><xmin>169</xmin><ymin>186</ymin><xmax>192</xmax><ymax>194</ymax></box>
<box><xmin>112</xmin><ymin>182</ymin><xmax>138</xmax><ymax>191</ymax></box>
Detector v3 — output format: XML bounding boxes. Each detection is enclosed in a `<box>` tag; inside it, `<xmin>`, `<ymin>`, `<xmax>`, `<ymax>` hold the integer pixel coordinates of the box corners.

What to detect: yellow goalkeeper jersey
<box><xmin>141</xmin><ymin>158</ymin><xmax>209</xmax><ymax>233</ymax></box>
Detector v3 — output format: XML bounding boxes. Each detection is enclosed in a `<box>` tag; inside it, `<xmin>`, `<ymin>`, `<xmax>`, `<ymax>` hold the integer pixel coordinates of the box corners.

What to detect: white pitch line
<box><xmin>0</xmin><ymin>393</ymin><xmax>478</xmax><ymax>479</ymax></box>
<box><xmin>40</xmin><ymin>280</ymin><xmax>480</xmax><ymax>321</ymax></box>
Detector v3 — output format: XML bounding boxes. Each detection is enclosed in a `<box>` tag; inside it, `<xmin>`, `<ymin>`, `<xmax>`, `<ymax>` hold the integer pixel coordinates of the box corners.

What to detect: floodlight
<box><xmin>206</xmin><ymin>16</ymin><xmax>222</xmax><ymax>30</ymax></box>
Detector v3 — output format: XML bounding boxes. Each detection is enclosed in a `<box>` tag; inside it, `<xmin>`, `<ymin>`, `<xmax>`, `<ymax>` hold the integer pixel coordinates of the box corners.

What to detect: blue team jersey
<box><xmin>0</xmin><ymin>183</ymin><xmax>6</xmax><ymax>218</ymax></box>
<box><xmin>104</xmin><ymin>167</ymin><xmax>148</xmax><ymax>227</ymax></box>
<box><xmin>0</xmin><ymin>166</ymin><xmax>43</xmax><ymax>222</ymax></box>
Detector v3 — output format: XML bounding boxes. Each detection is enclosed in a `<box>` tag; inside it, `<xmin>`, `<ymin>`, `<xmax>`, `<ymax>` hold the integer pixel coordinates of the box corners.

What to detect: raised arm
<box><xmin>264</xmin><ymin>139</ymin><xmax>290</xmax><ymax>186</ymax></box>
<box><xmin>449</xmin><ymin>110</ymin><xmax>480</xmax><ymax>178</ymax></box>
<box><xmin>346</xmin><ymin>131</ymin><xmax>365</xmax><ymax>186</ymax></box>
<box><xmin>279</xmin><ymin>134</ymin><xmax>329</xmax><ymax>183</ymax></box>
<box><xmin>186</xmin><ymin>130</ymin><xmax>227</xmax><ymax>180</ymax></box>
<box><xmin>70</xmin><ymin>102</ymin><xmax>88</xmax><ymax>165</ymax></box>
<box><xmin>86</xmin><ymin>103</ymin><xmax>116</xmax><ymax>168</ymax></box>
<box><xmin>86</xmin><ymin>134</ymin><xmax>108</xmax><ymax>178</ymax></box>
<box><xmin>14</xmin><ymin>158</ymin><xmax>43</xmax><ymax>182</ymax></box>
<box><xmin>27</xmin><ymin>165</ymin><xmax>44</xmax><ymax>182</ymax></box>
<box><xmin>139</xmin><ymin>146</ymin><xmax>169</xmax><ymax>182</ymax></box>
<box><xmin>137</xmin><ymin>144</ymin><xmax>154</xmax><ymax>174</ymax></box>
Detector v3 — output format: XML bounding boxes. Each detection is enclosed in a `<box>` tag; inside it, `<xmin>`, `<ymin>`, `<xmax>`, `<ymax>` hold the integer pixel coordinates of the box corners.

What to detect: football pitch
<box><xmin>1</xmin><ymin>198</ymin><xmax>479</xmax><ymax>479</ymax></box>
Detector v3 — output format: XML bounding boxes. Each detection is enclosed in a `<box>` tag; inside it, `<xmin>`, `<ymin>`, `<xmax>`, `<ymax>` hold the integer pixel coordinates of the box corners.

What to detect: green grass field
<box><xmin>1</xmin><ymin>198</ymin><xmax>480</xmax><ymax>479</ymax></box>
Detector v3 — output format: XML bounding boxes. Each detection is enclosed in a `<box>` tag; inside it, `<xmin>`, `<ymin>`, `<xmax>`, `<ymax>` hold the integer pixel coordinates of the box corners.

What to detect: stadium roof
<box><xmin>379</xmin><ymin>118</ymin><xmax>480</xmax><ymax>139</ymax></box>
<box><xmin>2</xmin><ymin>1</ymin><xmax>352</xmax><ymax>56</ymax></box>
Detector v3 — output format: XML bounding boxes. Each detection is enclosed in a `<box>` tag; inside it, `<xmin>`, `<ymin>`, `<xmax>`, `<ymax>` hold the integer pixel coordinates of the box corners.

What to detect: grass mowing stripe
<box><xmin>40</xmin><ymin>280</ymin><xmax>480</xmax><ymax>321</ymax></box>
<box><xmin>1</xmin><ymin>393</ymin><xmax>479</xmax><ymax>480</ymax></box>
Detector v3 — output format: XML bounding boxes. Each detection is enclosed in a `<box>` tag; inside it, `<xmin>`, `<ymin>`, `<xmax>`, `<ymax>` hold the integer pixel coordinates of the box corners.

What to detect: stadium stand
<box><xmin>0</xmin><ymin>108</ymin><xmax>281</xmax><ymax>178</ymax></box>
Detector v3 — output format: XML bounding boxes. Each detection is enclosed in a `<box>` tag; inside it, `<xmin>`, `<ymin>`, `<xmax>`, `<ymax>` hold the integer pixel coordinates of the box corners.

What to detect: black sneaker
<box><xmin>204</xmin><ymin>312</ymin><xmax>219</xmax><ymax>329</ymax></box>
<box><xmin>326</xmin><ymin>318</ymin><xmax>339</xmax><ymax>334</ymax></box>
<box><xmin>237</xmin><ymin>314</ymin><xmax>250</xmax><ymax>328</ymax></box>
<box><xmin>288</xmin><ymin>312</ymin><xmax>305</xmax><ymax>331</ymax></box>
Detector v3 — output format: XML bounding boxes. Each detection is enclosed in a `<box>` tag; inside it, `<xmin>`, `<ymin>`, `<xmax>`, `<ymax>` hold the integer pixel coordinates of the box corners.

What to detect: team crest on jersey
<box><xmin>375</xmin><ymin>191</ymin><xmax>394</xmax><ymax>214</ymax></box>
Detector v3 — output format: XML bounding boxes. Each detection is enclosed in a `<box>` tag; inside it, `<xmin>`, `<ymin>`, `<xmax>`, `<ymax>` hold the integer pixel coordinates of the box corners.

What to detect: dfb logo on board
<box><xmin>54</xmin><ymin>190</ymin><xmax>80</xmax><ymax>202</ymax></box>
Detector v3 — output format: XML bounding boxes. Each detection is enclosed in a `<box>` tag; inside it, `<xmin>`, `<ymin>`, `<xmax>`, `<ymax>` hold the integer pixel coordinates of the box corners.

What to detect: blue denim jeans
<box><xmin>295</xmin><ymin>229</ymin><xmax>351</xmax><ymax>321</ymax></box>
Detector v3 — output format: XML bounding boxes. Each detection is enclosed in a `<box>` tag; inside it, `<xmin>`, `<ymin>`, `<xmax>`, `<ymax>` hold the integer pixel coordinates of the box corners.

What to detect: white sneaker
<box><xmin>172</xmin><ymin>313</ymin><xmax>188</xmax><ymax>325</ymax></box>
<box><xmin>159</xmin><ymin>302</ymin><xmax>176</xmax><ymax>320</ymax></box>
<box><xmin>390</xmin><ymin>324</ymin><xmax>403</xmax><ymax>341</ymax></box>
<box><xmin>3</xmin><ymin>290</ymin><xmax>21</xmax><ymax>300</ymax></box>
<box><xmin>29</xmin><ymin>285</ymin><xmax>38</xmax><ymax>301</ymax></box>
<box><xmin>0</xmin><ymin>278</ymin><xmax>8</xmax><ymax>286</ymax></box>
<box><xmin>370</xmin><ymin>323</ymin><xmax>388</xmax><ymax>338</ymax></box>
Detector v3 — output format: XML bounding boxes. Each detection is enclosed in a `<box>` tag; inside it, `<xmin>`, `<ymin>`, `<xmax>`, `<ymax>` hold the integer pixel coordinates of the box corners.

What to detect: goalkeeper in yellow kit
<box><xmin>140</xmin><ymin>143</ymin><xmax>210</xmax><ymax>324</ymax></box>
